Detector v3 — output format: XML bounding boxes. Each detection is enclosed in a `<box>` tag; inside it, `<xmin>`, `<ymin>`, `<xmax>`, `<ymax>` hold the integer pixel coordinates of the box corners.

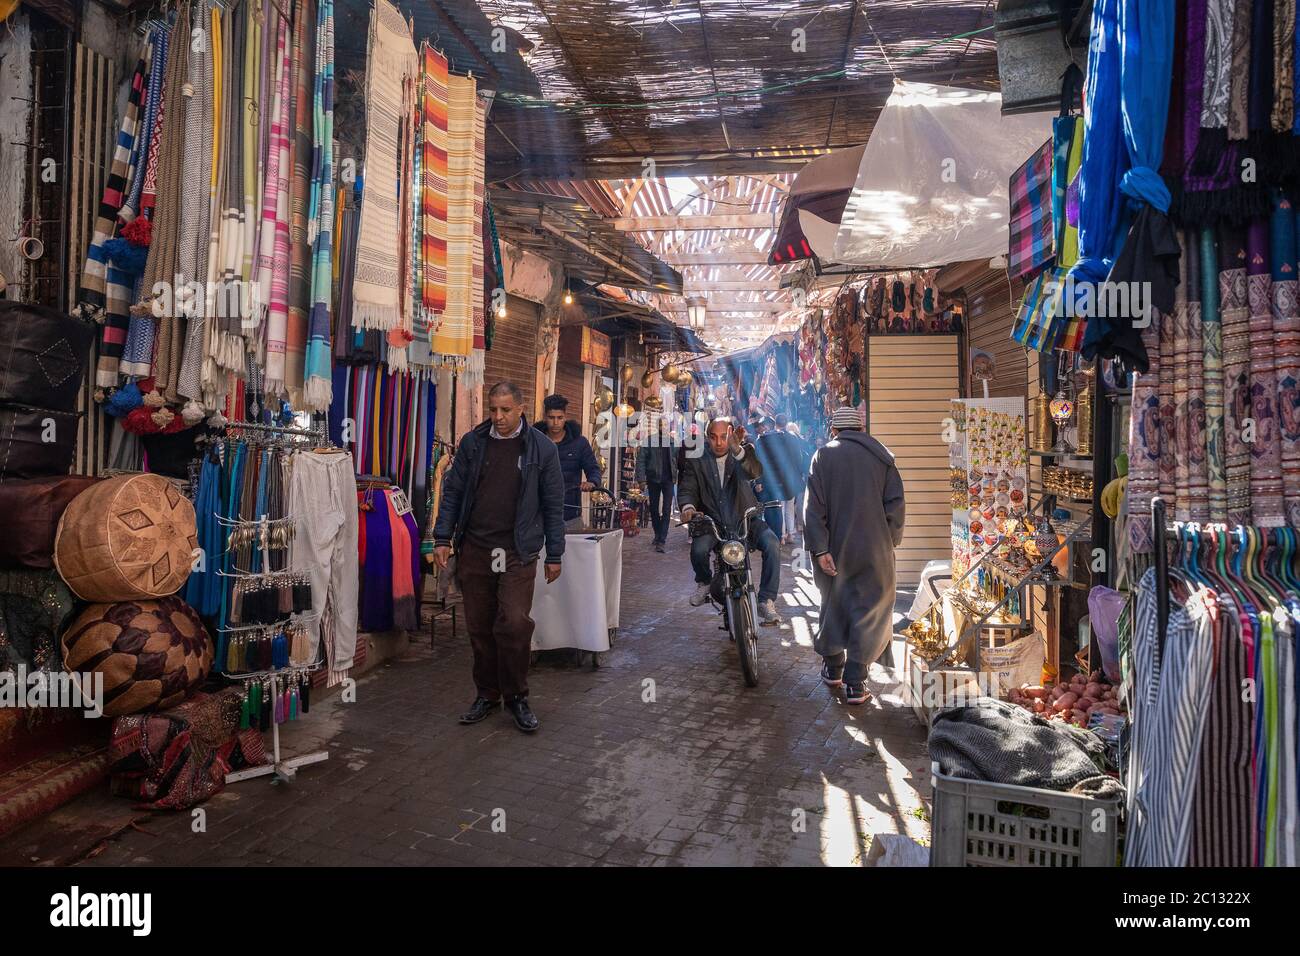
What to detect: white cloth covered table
<box><xmin>907</xmin><ymin>559</ymin><xmax>953</xmax><ymax>621</ymax></box>
<box><xmin>531</xmin><ymin>530</ymin><xmax>622</xmax><ymax>652</ymax></box>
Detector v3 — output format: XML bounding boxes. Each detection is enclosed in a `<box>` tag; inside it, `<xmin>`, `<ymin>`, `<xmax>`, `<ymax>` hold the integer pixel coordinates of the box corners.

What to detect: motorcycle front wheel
<box><xmin>731</xmin><ymin>593</ymin><xmax>759</xmax><ymax>688</ymax></box>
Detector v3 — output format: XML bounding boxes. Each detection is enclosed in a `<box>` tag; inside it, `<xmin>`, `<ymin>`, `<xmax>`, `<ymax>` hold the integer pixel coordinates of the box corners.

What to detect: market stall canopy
<box><xmin>562</xmin><ymin>282</ymin><xmax>710</xmax><ymax>355</ymax></box>
<box><xmin>489</xmin><ymin>185</ymin><xmax>683</xmax><ymax>296</ymax></box>
<box><xmin>767</xmin><ymin>146</ymin><xmax>864</xmax><ymax>265</ymax></box>
<box><xmin>832</xmin><ymin>81</ymin><xmax>1052</xmax><ymax>268</ymax></box>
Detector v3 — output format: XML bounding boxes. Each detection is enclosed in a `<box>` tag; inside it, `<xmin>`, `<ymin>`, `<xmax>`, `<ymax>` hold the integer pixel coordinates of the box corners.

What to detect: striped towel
<box><xmin>285</xmin><ymin>0</ymin><xmax>316</xmax><ymax>409</ymax></box>
<box><xmin>261</xmin><ymin>20</ymin><xmax>293</xmax><ymax>399</ymax></box>
<box><xmin>421</xmin><ymin>45</ymin><xmax>449</xmax><ymax>318</ymax></box>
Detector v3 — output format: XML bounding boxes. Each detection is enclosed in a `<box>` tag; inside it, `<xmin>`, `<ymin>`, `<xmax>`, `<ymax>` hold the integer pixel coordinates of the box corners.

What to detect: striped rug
<box><xmin>435</xmin><ymin>72</ymin><xmax>479</xmax><ymax>367</ymax></box>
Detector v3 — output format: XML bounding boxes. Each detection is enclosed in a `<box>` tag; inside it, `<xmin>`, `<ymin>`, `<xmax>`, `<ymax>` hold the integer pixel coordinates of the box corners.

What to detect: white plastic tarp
<box><xmin>832</xmin><ymin>81</ymin><xmax>1053</xmax><ymax>268</ymax></box>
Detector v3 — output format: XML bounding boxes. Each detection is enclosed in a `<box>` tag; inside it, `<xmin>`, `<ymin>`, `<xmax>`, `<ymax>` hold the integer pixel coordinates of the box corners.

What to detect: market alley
<box><xmin>17</xmin><ymin>530</ymin><xmax>929</xmax><ymax>868</ymax></box>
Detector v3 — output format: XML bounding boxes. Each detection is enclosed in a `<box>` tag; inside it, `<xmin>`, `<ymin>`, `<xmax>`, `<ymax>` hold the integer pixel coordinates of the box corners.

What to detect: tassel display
<box><xmin>239</xmin><ymin>688</ymin><xmax>251</xmax><ymax>730</ymax></box>
<box><xmin>300</xmin><ymin>679</ymin><xmax>310</xmax><ymax>715</ymax></box>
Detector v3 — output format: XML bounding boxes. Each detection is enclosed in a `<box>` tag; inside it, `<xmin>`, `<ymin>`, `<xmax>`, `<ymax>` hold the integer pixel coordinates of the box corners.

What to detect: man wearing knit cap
<box><xmin>804</xmin><ymin>405</ymin><xmax>906</xmax><ymax>705</ymax></box>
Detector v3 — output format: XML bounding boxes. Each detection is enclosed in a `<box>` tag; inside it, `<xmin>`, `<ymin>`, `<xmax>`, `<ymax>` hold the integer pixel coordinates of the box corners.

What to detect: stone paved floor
<box><xmin>54</xmin><ymin>527</ymin><xmax>931</xmax><ymax>867</ymax></box>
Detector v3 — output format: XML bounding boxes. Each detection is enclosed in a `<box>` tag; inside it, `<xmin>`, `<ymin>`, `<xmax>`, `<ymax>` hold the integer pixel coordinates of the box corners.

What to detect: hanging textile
<box><xmin>1272</xmin><ymin>193</ymin><xmax>1300</xmax><ymax>526</ymax></box>
<box><xmin>1202</xmin><ymin>227</ymin><xmax>1229</xmax><ymax>522</ymax></box>
<box><xmin>304</xmin><ymin>0</ymin><xmax>337</xmax><ymax>410</ymax></box>
<box><xmin>1247</xmin><ymin>219</ymin><xmax>1286</xmax><ymax>526</ymax></box>
<box><xmin>350</xmin><ymin>0</ymin><xmax>415</xmax><ymax>332</ymax></box>
<box><xmin>441</xmin><ymin>73</ymin><xmax>480</xmax><ymax>373</ymax></box>
<box><xmin>284</xmin><ymin>0</ymin><xmax>316</xmax><ymax>409</ymax></box>
<box><xmin>81</xmin><ymin>41</ymin><xmax>151</xmax><ymax>387</ymax></box>
<box><xmin>1218</xmin><ymin>225</ymin><xmax>1252</xmax><ymax>527</ymax></box>
<box><xmin>421</xmin><ymin>44</ymin><xmax>449</xmax><ymax>320</ymax></box>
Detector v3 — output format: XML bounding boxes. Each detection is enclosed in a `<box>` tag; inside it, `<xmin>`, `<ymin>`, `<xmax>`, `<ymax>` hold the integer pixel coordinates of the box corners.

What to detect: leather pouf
<box><xmin>54</xmin><ymin>474</ymin><xmax>198</xmax><ymax>602</ymax></box>
<box><xmin>60</xmin><ymin>596</ymin><xmax>213</xmax><ymax>717</ymax></box>
<box><xmin>0</xmin><ymin>475</ymin><xmax>101</xmax><ymax>570</ymax></box>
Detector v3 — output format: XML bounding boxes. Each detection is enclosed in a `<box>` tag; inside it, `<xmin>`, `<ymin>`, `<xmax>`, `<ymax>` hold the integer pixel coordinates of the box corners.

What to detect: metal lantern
<box><xmin>621</xmin><ymin>362</ymin><xmax>634</xmax><ymax>385</ymax></box>
<box><xmin>640</xmin><ymin>369</ymin><xmax>655</xmax><ymax>389</ymax></box>
<box><xmin>678</xmin><ymin>369</ymin><xmax>693</xmax><ymax>387</ymax></box>
<box><xmin>662</xmin><ymin>364</ymin><xmax>680</xmax><ymax>384</ymax></box>
<box><xmin>686</xmin><ymin>296</ymin><xmax>707</xmax><ymax>330</ymax></box>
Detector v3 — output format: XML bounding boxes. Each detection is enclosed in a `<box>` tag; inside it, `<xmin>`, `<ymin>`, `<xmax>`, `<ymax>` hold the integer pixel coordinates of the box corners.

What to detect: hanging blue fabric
<box><xmin>1066</xmin><ymin>0</ymin><xmax>1131</xmax><ymax>296</ymax></box>
<box><xmin>1116</xmin><ymin>0</ymin><xmax>1174</xmax><ymax>213</ymax></box>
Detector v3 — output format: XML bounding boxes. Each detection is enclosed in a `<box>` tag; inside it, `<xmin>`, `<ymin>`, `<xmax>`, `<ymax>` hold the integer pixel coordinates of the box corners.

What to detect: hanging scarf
<box><xmin>1269</xmin><ymin>192</ymin><xmax>1300</xmax><ymax>526</ymax></box>
<box><xmin>239</xmin><ymin>0</ymin><xmax>261</xmax><ymax>293</ymax></box>
<box><xmin>304</xmin><ymin>0</ymin><xmax>337</xmax><ymax>410</ymax></box>
<box><xmin>120</xmin><ymin>23</ymin><xmax>167</xmax><ymax>225</ymax></box>
<box><xmin>260</xmin><ymin>21</ymin><xmax>293</xmax><ymax>399</ymax></box>
<box><xmin>285</xmin><ymin>0</ymin><xmax>316</xmax><ymax>408</ymax></box>
<box><xmin>1066</xmin><ymin>0</ymin><xmax>1129</xmax><ymax>305</ymax></box>
<box><xmin>1201</xmin><ymin>227</ymin><xmax>1229</xmax><ymax>522</ymax></box>
<box><xmin>178</xmin><ymin>0</ymin><xmax>214</xmax><ymax>404</ymax></box>
<box><xmin>1217</xmin><ymin>225</ymin><xmax>1252</xmax><ymax>527</ymax></box>
<box><xmin>387</xmin><ymin>66</ymin><xmax>420</xmax><ymax>372</ymax></box>
<box><xmin>212</xmin><ymin>3</ymin><xmax>249</xmax><ymax>374</ymax></box>
<box><xmin>1273</xmin><ymin>0</ymin><xmax>1296</xmax><ymax>131</ymax></box>
<box><xmin>1230</xmin><ymin>0</ymin><xmax>1255</xmax><ymax>139</ymax></box>
<box><xmin>252</xmin><ymin>16</ymin><xmax>287</xmax><ymax>336</ymax></box>
<box><xmin>1246</xmin><ymin>219</ymin><xmax>1286</xmax><ymax>525</ymax></box>
<box><xmin>83</xmin><ymin>44</ymin><xmax>151</xmax><ymax>387</ymax></box>
<box><xmin>438</xmin><ymin>73</ymin><xmax>479</xmax><ymax>370</ymax></box>
<box><xmin>1195</xmin><ymin>0</ymin><xmax>1235</xmax><ymax>164</ymax></box>
<box><xmin>1173</xmin><ymin>232</ymin><xmax>1194</xmax><ymax>521</ymax></box>
<box><xmin>421</xmin><ymin>44</ymin><xmax>448</xmax><ymax>318</ymax></box>
<box><xmin>386</xmin><ymin>488</ymin><xmax>417</xmax><ymax>632</ymax></box>
<box><xmin>1184</xmin><ymin>229</ymin><xmax>1211</xmax><ymax>521</ymax></box>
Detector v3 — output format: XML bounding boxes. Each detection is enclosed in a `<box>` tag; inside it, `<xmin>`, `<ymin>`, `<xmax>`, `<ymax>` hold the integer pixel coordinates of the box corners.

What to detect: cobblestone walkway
<box><xmin>55</xmin><ymin>528</ymin><xmax>930</xmax><ymax>867</ymax></box>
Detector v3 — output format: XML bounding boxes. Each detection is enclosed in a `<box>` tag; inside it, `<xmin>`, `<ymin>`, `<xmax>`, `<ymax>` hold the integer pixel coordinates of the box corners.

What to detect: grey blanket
<box><xmin>929</xmin><ymin>698</ymin><xmax>1125</xmax><ymax>799</ymax></box>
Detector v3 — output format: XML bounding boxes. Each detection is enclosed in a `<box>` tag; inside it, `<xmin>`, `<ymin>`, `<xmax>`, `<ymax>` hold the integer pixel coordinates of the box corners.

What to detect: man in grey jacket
<box><xmin>804</xmin><ymin>405</ymin><xmax>906</xmax><ymax>705</ymax></box>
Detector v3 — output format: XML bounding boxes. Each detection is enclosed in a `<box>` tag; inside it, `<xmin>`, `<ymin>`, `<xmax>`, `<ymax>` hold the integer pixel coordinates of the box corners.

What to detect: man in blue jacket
<box><xmin>534</xmin><ymin>393</ymin><xmax>602</xmax><ymax>525</ymax></box>
<box><xmin>432</xmin><ymin>382</ymin><xmax>566</xmax><ymax>733</ymax></box>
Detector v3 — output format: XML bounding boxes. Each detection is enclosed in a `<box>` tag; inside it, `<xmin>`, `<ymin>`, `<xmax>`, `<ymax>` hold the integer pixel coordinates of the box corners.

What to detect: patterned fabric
<box><xmin>1247</xmin><ymin>219</ymin><xmax>1286</xmax><ymax>525</ymax></box>
<box><xmin>1200</xmin><ymin>0</ymin><xmax>1235</xmax><ymax>130</ymax></box>
<box><xmin>421</xmin><ymin>45</ymin><xmax>450</xmax><ymax>324</ymax></box>
<box><xmin>1271</xmin><ymin>193</ymin><xmax>1300</xmax><ymax>526</ymax></box>
<box><xmin>1273</xmin><ymin>0</ymin><xmax>1297</xmax><ymax>132</ymax></box>
<box><xmin>1184</xmin><ymin>230</ymin><xmax>1211</xmax><ymax>521</ymax></box>
<box><xmin>1128</xmin><ymin>315</ymin><xmax>1162</xmax><ymax>554</ymax></box>
<box><xmin>1202</xmin><ymin>227</ymin><xmax>1229</xmax><ymax>522</ymax></box>
<box><xmin>304</xmin><ymin>0</ymin><xmax>336</xmax><ymax>410</ymax></box>
<box><xmin>1007</xmin><ymin>137</ymin><xmax>1054</xmax><ymax>281</ymax></box>
<box><xmin>260</xmin><ymin>20</ymin><xmax>293</xmax><ymax>399</ymax></box>
<box><xmin>1229</xmin><ymin>0</ymin><xmax>1254</xmax><ymax>140</ymax></box>
<box><xmin>1218</xmin><ymin>225</ymin><xmax>1252</xmax><ymax>527</ymax></box>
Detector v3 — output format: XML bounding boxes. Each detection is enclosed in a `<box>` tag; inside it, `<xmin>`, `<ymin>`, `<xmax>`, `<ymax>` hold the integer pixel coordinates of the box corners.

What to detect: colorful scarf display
<box><xmin>441</xmin><ymin>73</ymin><xmax>480</xmax><ymax>371</ymax></box>
<box><xmin>304</xmin><ymin>0</ymin><xmax>337</xmax><ymax>410</ymax></box>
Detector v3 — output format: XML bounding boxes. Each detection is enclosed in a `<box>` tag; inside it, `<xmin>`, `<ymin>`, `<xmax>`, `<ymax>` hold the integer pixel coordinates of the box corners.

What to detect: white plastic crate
<box><xmin>929</xmin><ymin>762</ymin><xmax>1120</xmax><ymax>867</ymax></box>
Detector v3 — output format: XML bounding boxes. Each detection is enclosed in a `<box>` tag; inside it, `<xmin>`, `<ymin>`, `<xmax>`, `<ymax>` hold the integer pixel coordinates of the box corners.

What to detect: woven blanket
<box><xmin>930</xmin><ymin>698</ymin><xmax>1124</xmax><ymax>798</ymax></box>
<box><xmin>1271</xmin><ymin>194</ymin><xmax>1300</xmax><ymax>527</ymax></box>
<box><xmin>1246</xmin><ymin>219</ymin><xmax>1285</xmax><ymax>526</ymax></box>
<box><xmin>421</xmin><ymin>45</ymin><xmax>448</xmax><ymax>319</ymax></box>
<box><xmin>177</xmin><ymin>0</ymin><xmax>214</xmax><ymax>403</ymax></box>
<box><xmin>252</xmin><ymin>16</ymin><xmax>287</xmax><ymax>336</ymax></box>
<box><xmin>303</xmin><ymin>0</ymin><xmax>337</xmax><ymax>410</ymax></box>
<box><xmin>82</xmin><ymin>42</ymin><xmax>150</xmax><ymax>387</ymax></box>
<box><xmin>351</xmin><ymin>0</ymin><xmax>415</xmax><ymax>332</ymax></box>
<box><xmin>437</xmin><ymin>72</ymin><xmax>478</xmax><ymax>368</ymax></box>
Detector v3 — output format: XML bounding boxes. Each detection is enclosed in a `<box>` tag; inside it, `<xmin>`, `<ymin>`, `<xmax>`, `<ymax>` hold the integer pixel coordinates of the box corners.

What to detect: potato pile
<box><xmin>1006</xmin><ymin>670</ymin><xmax>1124</xmax><ymax>727</ymax></box>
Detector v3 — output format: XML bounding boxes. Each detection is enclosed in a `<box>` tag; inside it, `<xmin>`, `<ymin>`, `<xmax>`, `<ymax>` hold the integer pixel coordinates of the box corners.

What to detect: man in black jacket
<box><xmin>634</xmin><ymin>417</ymin><xmax>679</xmax><ymax>552</ymax></box>
<box><xmin>678</xmin><ymin>417</ymin><xmax>782</xmax><ymax>625</ymax></box>
<box><xmin>535</xmin><ymin>394</ymin><xmax>602</xmax><ymax>525</ymax></box>
<box><xmin>432</xmin><ymin>382</ymin><xmax>565</xmax><ymax>733</ymax></box>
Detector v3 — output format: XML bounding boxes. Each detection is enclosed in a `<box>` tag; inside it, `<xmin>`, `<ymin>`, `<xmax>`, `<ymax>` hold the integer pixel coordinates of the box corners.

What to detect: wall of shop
<box><xmin>868</xmin><ymin>334</ymin><xmax>959</xmax><ymax>586</ymax></box>
<box><xmin>964</xmin><ymin>270</ymin><xmax>1028</xmax><ymax>399</ymax></box>
<box><xmin>0</xmin><ymin>10</ymin><xmax>32</xmax><ymax>301</ymax></box>
<box><xmin>482</xmin><ymin>295</ymin><xmax>542</xmax><ymax>413</ymax></box>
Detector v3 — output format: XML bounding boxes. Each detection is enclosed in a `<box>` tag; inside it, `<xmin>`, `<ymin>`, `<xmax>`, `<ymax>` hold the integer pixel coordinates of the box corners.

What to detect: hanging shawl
<box><xmin>1087</xmin><ymin>0</ymin><xmax>1177</xmax><ymax>372</ymax></box>
<box><xmin>178</xmin><ymin>0</ymin><xmax>214</xmax><ymax>403</ymax></box>
<box><xmin>1273</xmin><ymin>0</ymin><xmax>1296</xmax><ymax>132</ymax></box>
<box><xmin>1216</xmin><ymin>225</ymin><xmax>1251</xmax><ymax>527</ymax></box>
<box><xmin>350</xmin><ymin>0</ymin><xmax>415</xmax><ymax>331</ymax></box>
<box><xmin>1183</xmin><ymin>230</ymin><xmax>1211</xmax><ymax>521</ymax></box>
<box><xmin>419</xmin><ymin>44</ymin><xmax>450</xmax><ymax>344</ymax></box>
<box><xmin>211</xmin><ymin>3</ymin><xmax>249</xmax><ymax>374</ymax></box>
<box><xmin>304</xmin><ymin>0</ymin><xmax>337</xmax><ymax>410</ymax></box>
<box><xmin>258</xmin><ymin>21</ymin><xmax>292</xmax><ymax>399</ymax></box>
<box><xmin>1270</xmin><ymin>193</ymin><xmax>1300</xmax><ymax>526</ymax></box>
<box><xmin>1192</xmin><ymin>0</ymin><xmax>1235</xmax><ymax>169</ymax></box>
<box><xmin>82</xmin><ymin>41</ymin><xmax>151</xmax><ymax>387</ymax></box>
<box><xmin>252</xmin><ymin>17</ymin><xmax>287</xmax><ymax>336</ymax></box>
<box><xmin>119</xmin><ymin>23</ymin><xmax>167</xmax><ymax>225</ymax></box>
<box><xmin>1200</xmin><ymin>227</ymin><xmax>1229</xmax><ymax>522</ymax></box>
<box><xmin>438</xmin><ymin>73</ymin><xmax>479</xmax><ymax>374</ymax></box>
<box><xmin>1230</xmin><ymin>0</ymin><xmax>1255</xmax><ymax>139</ymax></box>
<box><xmin>1246</xmin><ymin>219</ymin><xmax>1286</xmax><ymax>525</ymax></box>
<box><xmin>239</xmin><ymin>0</ymin><xmax>261</xmax><ymax>295</ymax></box>
<box><xmin>285</xmin><ymin>0</ymin><xmax>315</xmax><ymax>408</ymax></box>
<box><xmin>1172</xmin><ymin>232</ymin><xmax>1193</xmax><ymax>521</ymax></box>
<box><xmin>387</xmin><ymin>66</ymin><xmax>420</xmax><ymax>373</ymax></box>
<box><xmin>1067</xmin><ymin>0</ymin><xmax>1129</xmax><ymax>313</ymax></box>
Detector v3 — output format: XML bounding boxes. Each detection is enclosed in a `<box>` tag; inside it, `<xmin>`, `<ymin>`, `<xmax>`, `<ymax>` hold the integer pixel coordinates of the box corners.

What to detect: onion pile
<box><xmin>1006</xmin><ymin>670</ymin><xmax>1125</xmax><ymax>728</ymax></box>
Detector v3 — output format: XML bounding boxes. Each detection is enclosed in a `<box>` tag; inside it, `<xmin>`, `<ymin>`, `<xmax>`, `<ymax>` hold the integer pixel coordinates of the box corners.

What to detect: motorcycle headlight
<box><xmin>720</xmin><ymin>540</ymin><xmax>746</xmax><ymax>567</ymax></box>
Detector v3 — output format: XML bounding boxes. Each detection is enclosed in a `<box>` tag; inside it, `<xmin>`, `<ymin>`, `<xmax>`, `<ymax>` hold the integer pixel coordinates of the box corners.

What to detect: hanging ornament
<box><xmin>641</xmin><ymin>369</ymin><xmax>655</xmax><ymax>389</ymax></box>
<box><xmin>662</xmin><ymin>364</ymin><xmax>681</xmax><ymax>384</ymax></box>
<box><xmin>678</xmin><ymin>369</ymin><xmax>693</xmax><ymax>387</ymax></box>
<box><xmin>621</xmin><ymin>363</ymin><xmax>634</xmax><ymax>385</ymax></box>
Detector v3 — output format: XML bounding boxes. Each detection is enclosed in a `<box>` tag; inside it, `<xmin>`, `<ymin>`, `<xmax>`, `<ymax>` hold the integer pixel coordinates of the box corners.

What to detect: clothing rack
<box><xmin>224</xmin><ymin>420</ymin><xmax>327</xmax><ymax>442</ymax></box>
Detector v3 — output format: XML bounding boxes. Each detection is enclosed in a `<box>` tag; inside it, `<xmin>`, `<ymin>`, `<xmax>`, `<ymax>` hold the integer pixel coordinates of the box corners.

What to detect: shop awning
<box><xmin>561</xmin><ymin>283</ymin><xmax>709</xmax><ymax>355</ymax></box>
<box><xmin>832</xmin><ymin>81</ymin><xmax>1052</xmax><ymax>269</ymax></box>
<box><xmin>489</xmin><ymin>186</ymin><xmax>684</xmax><ymax>296</ymax></box>
<box><xmin>767</xmin><ymin>146</ymin><xmax>864</xmax><ymax>266</ymax></box>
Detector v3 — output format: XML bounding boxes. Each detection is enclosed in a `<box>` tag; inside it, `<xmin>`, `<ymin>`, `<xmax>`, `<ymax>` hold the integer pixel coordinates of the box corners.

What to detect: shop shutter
<box><xmin>482</xmin><ymin>295</ymin><xmax>541</xmax><ymax>413</ymax></box>
<box><xmin>552</xmin><ymin>360</ymin><xmax>585</xmax><ymax>420</ymax></box>
<box><xmin>965</xmin><ymin>271</ymin><xmax>1028</xmax><ymax>399</ymax></box>
<box><xmin>867</xmin><ymin>335</ymin><xmax>959</xmax><ymax>586</ymax></box>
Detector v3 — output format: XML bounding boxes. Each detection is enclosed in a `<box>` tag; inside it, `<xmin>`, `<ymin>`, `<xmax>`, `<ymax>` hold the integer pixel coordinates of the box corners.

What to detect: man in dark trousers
<box><xmin>535</xmin><ymin>393</ymin><xmax>602</xmax><ymax>526</ymax></box>
<box><xmin>432</xmin><ymin>382</ymin><xmax>566</xmax><ymax>733</ymax></box>
<box><xmin>752</xmin><ymin>415</ymin><xmax>805</xmax><ymax>544</ymax></box>
<box><xmin>804</xmin><ymin>405</ymin><xmax>906</xmax><ymax>705</ymax></box>
<box><xmin>678</xmin><ymin>417</ymin><xmax>782</xmax><ymax>625</ymax></box>
<box><xmin>634</xmin><ymin>416</ymin><xmax>679</xmax><ymax>552</ymax></box>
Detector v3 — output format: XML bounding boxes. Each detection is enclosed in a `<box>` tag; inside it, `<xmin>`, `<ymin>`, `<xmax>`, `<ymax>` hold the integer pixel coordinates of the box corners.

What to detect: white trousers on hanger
<box><xmin>291</xmin><ymin>451</ymin><xmax>359</xmax><ymax>685</ymax></box>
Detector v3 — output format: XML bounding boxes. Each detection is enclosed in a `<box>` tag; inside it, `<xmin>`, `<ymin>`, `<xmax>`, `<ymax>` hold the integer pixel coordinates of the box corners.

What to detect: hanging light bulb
<box><xmin>497</xmin><ymin>303</ymin><xmax>507</xmax><ymax>319</ymax></box>
<box><xmin>564</xmin><ymin>288</ymin><xmax>573</xmax><ymax>305</ymax></box>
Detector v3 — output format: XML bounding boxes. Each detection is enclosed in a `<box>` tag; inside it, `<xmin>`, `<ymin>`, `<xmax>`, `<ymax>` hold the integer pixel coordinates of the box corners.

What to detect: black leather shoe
<box><xmin>458</xmin><ymin>697</ymin><xmax>500</xmax><ymax>724</ymax></box>
<box><xmin>505</xmin><ymin>696</ymin><xmax>540</xmax><ymax>733</ymax></box>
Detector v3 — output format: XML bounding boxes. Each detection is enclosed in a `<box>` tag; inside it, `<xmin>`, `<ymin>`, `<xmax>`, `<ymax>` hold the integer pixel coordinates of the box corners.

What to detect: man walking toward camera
<box><xmin>804</xmin><ymin>405</ymin><xmax>905</xmax><ymax>705</ymax></box>
<box><xmin>432</xmin><ymin>382</ymin><xmax>566</xmax><ymax>733</ymax></box>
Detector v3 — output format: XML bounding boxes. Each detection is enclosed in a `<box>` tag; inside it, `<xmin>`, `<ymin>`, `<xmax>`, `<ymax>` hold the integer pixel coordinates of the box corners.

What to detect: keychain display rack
<box><xmin>217</xmin><ymin>499</ymin><xmax>329</xmax><ymax>783</ymax></box>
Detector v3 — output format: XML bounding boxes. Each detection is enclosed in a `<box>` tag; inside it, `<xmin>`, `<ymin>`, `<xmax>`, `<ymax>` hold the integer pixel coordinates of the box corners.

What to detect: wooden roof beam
<box><xmin>612</xmin><ymin>213</ymin><xmax>774</xmax><ymax>231</ymax></box>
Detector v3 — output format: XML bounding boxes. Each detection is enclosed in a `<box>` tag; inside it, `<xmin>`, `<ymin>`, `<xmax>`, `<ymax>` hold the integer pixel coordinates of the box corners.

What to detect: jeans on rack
<box><xmin>291</xmin><ymin>451</ymin><xmax>359</xmax><ymax>684</ymax></box>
